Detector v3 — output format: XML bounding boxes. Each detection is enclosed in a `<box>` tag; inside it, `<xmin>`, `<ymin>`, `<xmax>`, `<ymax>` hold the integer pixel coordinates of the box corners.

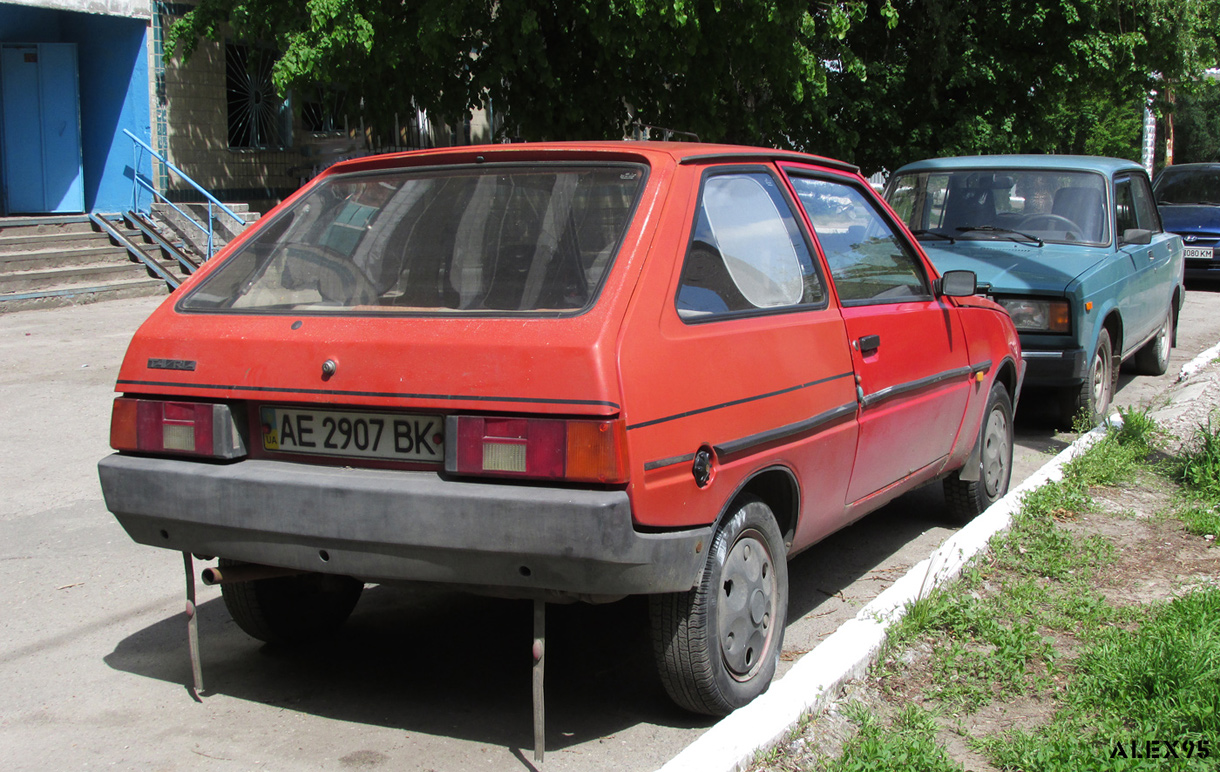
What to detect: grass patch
<box><xmin>828</xmin><ymin>704</ymin><xmax>963</xmax><ymax>772</ymax></box>
<box><xmin>1065</xmin><ymin>406</ymin><xmax>1164</xmax><ymax>488</ymax></box>
<box><xmin>983</xmin><ymin>589</ymin><xmax>1220</xmax><ymax>771</ymax></box>
<box><xmin>1172</xmin><ymin>419</ymin><xmax>1220</xmax><ymax>539</ymax></box>
<box><xmin>1179</xmin><ymin>420</ymin><xmax>1220</xmax><ymax>502</ymax></box>
<box><xmin>1175</xmin><ymin>501</ymin><xmax>1220</xmax><ymax>539</ymax></box>
<box><xmin>889</xmin><ymin>586</ymin><xmax>1057</xmax><ymax>712</ymax></box>
<box><xmin>850</xmin><ymin>413</ymin><xmax>1217</xmax><ymax>771</ymax></box>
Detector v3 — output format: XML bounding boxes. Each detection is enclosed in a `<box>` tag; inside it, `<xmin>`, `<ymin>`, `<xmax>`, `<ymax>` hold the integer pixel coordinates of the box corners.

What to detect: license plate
<box><xmin>1183</xmin><ymin>245</ymin><xmax>1214</xmax><ymax>260</ymax></box>
<box><xmin>260</xmin><ymin>406</ymin><xmax>443</xmax><ymax>462</ymax></box>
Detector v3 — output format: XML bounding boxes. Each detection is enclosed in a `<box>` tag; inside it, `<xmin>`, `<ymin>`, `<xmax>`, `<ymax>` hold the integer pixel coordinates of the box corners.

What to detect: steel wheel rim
<box><xmin>1091</xmin><ymin>345</ymin><xmax>1111</xmax><ymax>407</ymax></box>
<box><xmin>1155</xmin><ymin>317</ymin><xmax>1171</xmax><ymax>363</ymax></box>
<box><xmin>981</xmin><ymin>405</ymin><xmax>1011</xmax><ymax>499</ymax></box>
<box><xmin>717</xmin><ymin>528</ymin><xmax>777</xmax><ymax>681</ymax></box>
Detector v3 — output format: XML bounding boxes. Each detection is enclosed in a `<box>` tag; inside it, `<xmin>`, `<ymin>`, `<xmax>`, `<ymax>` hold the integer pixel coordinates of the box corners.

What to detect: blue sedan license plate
<box><xmin>1183</xmin><ymin>246</ymin><xmax>1214</xmax><ymax>260</ymax></box>
<box><xmin>260</xmin><ymin>406</ymin><xmax>443</xmax><ymax>462</ymax></box>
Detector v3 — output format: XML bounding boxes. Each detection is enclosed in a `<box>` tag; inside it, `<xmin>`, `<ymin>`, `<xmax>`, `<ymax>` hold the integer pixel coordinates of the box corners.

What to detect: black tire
<box><xmin>1132</xmin><ymin>306</ymin><xmax>1173</xmax><ymax>376</ymax></box>
<box><xmin>1059</xmin><ymin>328</ymin><xmax>1115</xmax><ymax>428</ymax></box>
<box><xmin>649</xmin><ymin>496</ymin><xmax>788</xmax><ymax>716</ymax></box>
<box><xmin>219</xmin><ymin>558</ymin><xmax>364</xmax><ymax>645</ymax></box>
<box><xmin>943</xmin><ymin>382</ymin><xmax>1014</xmax><ymax>523</ymax></box>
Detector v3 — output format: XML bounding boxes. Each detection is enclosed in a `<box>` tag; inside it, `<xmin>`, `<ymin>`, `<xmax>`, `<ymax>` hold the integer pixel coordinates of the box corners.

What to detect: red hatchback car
<box><xmin>100</xmin><ymin>142</ymin><xmax>1023</xmax><ymax>715</ymax></box>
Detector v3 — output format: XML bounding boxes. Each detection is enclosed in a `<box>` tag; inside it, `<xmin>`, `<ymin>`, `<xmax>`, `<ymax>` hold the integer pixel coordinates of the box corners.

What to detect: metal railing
<box><xmin>124</xmin><ymin>129</ymin><xmax>246</xmax><ymax>260</ymax></box>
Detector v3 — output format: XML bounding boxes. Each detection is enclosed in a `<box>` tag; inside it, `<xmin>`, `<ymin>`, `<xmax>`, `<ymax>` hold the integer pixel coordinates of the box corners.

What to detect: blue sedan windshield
<box><xmin>888</xmin><ymin>169</ymin><xmax>1110</xmax><ymax>246</ymax></box>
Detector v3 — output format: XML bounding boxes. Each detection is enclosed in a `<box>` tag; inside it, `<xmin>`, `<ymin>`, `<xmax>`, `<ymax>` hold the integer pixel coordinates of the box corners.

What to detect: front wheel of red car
<box><xmin>649</xmin><ymin>495</ymin><xmax>788</xmax><ymax>716</ymax></box>
<box><xmin>219</xmin><ymin>558</ymin><xmax>364</xmax><ymax>645</ymax></box>
<box><xmin>943</xmin><ymin>382</ymin><xmax>1014</xmax><ymax>523</ymax></box>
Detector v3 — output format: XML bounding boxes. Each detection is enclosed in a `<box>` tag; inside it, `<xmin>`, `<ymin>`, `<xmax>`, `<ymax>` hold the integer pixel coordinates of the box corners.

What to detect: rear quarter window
<box><xmin>675</xmin><ymin>169</ymin><xmax>826</xmax><ymax>320</ymax></box>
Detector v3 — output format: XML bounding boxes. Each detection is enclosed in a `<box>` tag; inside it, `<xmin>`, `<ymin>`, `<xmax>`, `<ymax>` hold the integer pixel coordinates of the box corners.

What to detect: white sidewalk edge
<box><xmin>1178</xmin><ymin>340</ymin><xmax>1220</xmax><ymax>383</ymax></box>
<box><xmin>655</xmin><ymin>423</ymin><xmax>1112</xmax><ymax>772</ymax></box>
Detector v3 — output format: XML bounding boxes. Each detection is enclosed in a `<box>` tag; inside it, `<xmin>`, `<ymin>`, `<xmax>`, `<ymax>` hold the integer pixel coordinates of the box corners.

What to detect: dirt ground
<box><xmin>755</xmin><ymin>355</ymin><xmax>1220</xmax><ymax>772</ymax></box>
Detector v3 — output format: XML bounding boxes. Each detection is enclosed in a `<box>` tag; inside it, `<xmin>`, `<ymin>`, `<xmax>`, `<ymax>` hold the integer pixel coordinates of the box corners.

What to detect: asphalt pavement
<box><xmin>1</xmin><ymin>287</ymin><xmax>1218</xmax><ymax>772</ymax></box>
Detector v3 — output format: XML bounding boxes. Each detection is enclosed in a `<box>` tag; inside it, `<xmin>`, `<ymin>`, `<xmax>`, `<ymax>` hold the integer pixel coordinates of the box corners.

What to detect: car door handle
<box><xmin>856</xmin><ymin>334</ymin><xmax>881</xmax><ymax>354</ymax></box>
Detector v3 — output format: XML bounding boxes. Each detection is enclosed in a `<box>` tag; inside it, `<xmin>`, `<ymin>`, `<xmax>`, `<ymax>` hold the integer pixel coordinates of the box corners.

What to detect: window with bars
<box><xmin>226</xmin><ymin>42</ymin><xmax>289</xmax><ymax>149</ymax></box>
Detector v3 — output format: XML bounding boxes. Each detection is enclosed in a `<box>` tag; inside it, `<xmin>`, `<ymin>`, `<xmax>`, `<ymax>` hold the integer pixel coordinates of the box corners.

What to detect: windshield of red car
<box><xmin>178</xmin><ymin>163</ymin><xmax>646</xmax><ymax>315</ymax></box>
<box><xmin>887</xmin><ymin>169</ymin><xmax>1110</xmax><ymax>247</ymax></box>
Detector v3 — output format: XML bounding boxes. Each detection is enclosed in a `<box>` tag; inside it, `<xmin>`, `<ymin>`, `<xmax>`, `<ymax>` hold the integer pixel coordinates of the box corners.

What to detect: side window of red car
<box><xmin>788</xmin><ymin>176</ymin><xmax>931</xmax><ymax>305</ymax></box>
<box><xmin>676</xmin><ymin>170</ymin><xmax>826</xmax><ymax>320</ymax></box>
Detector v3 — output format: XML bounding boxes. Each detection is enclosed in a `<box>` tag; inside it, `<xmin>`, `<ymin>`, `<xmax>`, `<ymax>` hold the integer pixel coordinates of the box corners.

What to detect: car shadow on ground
<box><xmin>105</xmin><ymin>583</ymin><xmax>714</xmax><ymax>755</ymax></box>
<box><xmin>784</xmin><ymin>489</ymin><xmax>956</xmax><ymax>622</ymax></box>
<box><xmin>103</xmin><ymin>487</ymin><xmax>961</xmax><ymax>757</ymax></box>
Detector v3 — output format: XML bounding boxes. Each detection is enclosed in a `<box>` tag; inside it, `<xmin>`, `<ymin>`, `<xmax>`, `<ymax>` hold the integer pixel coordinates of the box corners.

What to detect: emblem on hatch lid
<box><xmin>147</xmin><ymin>358</ymin><xmax>196</xmax><ymax>371</ymax></box>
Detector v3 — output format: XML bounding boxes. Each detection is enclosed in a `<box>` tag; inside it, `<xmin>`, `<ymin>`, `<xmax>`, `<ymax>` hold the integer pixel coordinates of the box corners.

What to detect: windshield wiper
<box><xmin>955</xmin><ymin>225</ymin><xmax>1044</xmax><ymax>247</ymax></box>
<box><xmin>1159</xmin><ymin>200</ymin><xmax>1220</xmax><ymax>206</ymax></box>
<box><xmin>910</xmin><ymin>228</ymin><xmax>956</xmax><ymax>243</ymax></box>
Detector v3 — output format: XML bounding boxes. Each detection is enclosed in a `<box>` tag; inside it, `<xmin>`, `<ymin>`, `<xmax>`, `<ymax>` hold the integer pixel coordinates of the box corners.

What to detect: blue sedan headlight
<box><xmin>995</xmin><ymin>297</ymin><xmax>1071</xmax><ymax>333</ymax></box>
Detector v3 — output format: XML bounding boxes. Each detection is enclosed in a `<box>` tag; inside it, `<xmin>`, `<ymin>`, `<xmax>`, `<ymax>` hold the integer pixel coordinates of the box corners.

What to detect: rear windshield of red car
<box><xmin>178</xmin><ymin>163</ymin><xmax>647</xmax><ymax>315</ymax></box>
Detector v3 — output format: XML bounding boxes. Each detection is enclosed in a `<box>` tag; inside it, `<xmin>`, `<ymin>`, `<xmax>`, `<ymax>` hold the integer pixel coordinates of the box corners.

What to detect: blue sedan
<box><xmin>1153</xmin><ymin>162</ymin><xmax>1220</xmax><ymax>280</ymax></box>
<box><xmin>886</xmin><ymin>155</ymin><xmax>1184</xmax><ymax>427</ymax></box>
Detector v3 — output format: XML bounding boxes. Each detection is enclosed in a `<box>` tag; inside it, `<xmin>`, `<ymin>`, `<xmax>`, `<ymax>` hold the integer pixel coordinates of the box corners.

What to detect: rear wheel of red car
<box><xmin>649</xmin><ymin>495</ymin><xmax>788</xmax><ymax>715</ymax></box>
<box><xmin>1132</xmin><ymin>305</ymin><xmax>1174</xmax><ymax>376</ymax></box>
<box><xmin>219</xmin><ymin>558</ymin><xmax>364</xmax><ymax>645</ymax></box>
<box><xmin>1059</xmin><ymin>329</ymin><xmax>1115</xmax><ymax>428</ymax></box>
<box><xmin>943</xmin><ymin>382</ymin><xmax>1014</xmax><ymax>523</ymax></box>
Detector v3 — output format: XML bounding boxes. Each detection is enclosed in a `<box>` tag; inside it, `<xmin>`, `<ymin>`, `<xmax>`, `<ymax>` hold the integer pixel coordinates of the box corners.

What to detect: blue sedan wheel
<box><xmin>1061</xmin><ymin>329</ymin><xmax>1114</xmax><ymax>428</ymax></box>
<box><xmin>1133</xmin><ymin>306</ymin><xmax>1173</xmax><ymax>376</ymax></box>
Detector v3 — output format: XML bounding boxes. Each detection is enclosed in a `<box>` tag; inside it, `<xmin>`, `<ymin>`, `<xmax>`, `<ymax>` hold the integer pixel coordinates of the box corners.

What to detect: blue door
<box><xmin>1</xmin><ymin>43</ymin><xmax>85</xmax><ymax>214</ymax></box>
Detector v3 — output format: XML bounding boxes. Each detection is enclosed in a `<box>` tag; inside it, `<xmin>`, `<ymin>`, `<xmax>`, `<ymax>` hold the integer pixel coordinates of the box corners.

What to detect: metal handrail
<box><xmin>124</xmin><ymin>129</ymin><xmax>246</xmax><ymax>260</ymax></box>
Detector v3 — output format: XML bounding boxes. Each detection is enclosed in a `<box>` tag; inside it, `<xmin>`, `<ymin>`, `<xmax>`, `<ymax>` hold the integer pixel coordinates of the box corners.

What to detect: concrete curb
<box><xmin>655</xmin><ymin>424</ymin><xmax>1112</xmax><ymax>772</ymax></box>
<box><xmin>1178</xmin><ymin>341</ymin><xmax>1220</xmax><ymax>383</ymax></box>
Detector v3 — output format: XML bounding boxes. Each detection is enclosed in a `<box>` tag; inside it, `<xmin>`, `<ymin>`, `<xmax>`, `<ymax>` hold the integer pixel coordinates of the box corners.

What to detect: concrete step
<box><xmin>0</xmin><ymin>244</ymin><xmax>133</xmax><ymax>273</ymax></box>
<box><xmin>0</xmin><ymin>276</ymin><xmax>168</xmax><ymax>313</ymax></box>
<box><xmin>0</xmin><ymin>228</ymin><xmax>139</xmax><ymax>254</ymax></box>
<box><xmin>0</xmin><ymin>214</ymin><xmax>96</xmax><ymax>238</ymax></box>
<box><xmin>150</xmin><ymin>202</ymin><xmax>260</xmax><ymax>260</ymax></box>
<box><xmin>0</xmin><ymin>259</ymin><xmax>178</xmax><ymax>294</ymax></box>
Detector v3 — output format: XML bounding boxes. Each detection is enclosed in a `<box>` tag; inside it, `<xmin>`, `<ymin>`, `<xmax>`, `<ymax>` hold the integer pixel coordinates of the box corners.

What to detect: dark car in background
<box><xmin>1153</xmin><ymin>163</ymin><xmax>1220</xmax><ymax>280</ymax></box>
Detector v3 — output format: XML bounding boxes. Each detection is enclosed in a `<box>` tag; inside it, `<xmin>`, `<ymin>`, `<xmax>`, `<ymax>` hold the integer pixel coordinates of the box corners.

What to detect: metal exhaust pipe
<box><xmin>200</xmin><ymin>564</ymin><xmax>307</xmax><ymax>586</ymax></box>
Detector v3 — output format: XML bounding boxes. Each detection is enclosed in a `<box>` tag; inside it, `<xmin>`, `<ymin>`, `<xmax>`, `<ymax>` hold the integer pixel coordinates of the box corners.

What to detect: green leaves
<box><xmin>166</xmin><ymin>0</ymin><xmax>1220</xmax><ymax>168</ymax></box>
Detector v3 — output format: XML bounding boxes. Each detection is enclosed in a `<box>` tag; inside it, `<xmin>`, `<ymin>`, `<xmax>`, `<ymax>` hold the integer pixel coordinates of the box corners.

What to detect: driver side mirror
<box><xmin>936</xmin><ymin>269</ymin><xmax>978</xmax><ymax>297</ymax></box>
<box><xmin>1121</xmin><ymin>228</ymin><xmax>1153</xmax><ymax>246</ymax></box>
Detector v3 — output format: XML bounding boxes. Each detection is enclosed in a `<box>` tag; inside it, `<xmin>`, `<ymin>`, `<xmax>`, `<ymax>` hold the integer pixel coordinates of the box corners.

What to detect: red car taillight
<box><xmin>110</xmin><ymin>397</ymin><xmax>247</xmax><ymax>459</ymax></box>
<box><xmin>447</xmin><ymin>416</ymin><xmax>628</xmax><ymax>483</ymax></box>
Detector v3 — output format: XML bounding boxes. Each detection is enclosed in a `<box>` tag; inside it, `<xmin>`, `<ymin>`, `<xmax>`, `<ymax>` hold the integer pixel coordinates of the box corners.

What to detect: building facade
<box><xmin>154</xmin><ymin>1</ymin><xmax>492</xmax><ymax>212</ymax></box>
<box><xmin>0</xmin><ymin>0</ymin><xmax>493</xmax><ymax>217</ymax></box>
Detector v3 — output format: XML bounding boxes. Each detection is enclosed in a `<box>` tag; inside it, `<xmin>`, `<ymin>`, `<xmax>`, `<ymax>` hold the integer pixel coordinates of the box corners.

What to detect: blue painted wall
<box><xmin>0</xmin><ymin>4</ymin><xmax>150</xmax><ymax>213</ymax></box>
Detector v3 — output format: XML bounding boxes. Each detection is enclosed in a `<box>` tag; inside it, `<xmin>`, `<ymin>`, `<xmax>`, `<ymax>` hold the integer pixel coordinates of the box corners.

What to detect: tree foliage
<box><xmin>1169</xmin><ymin>79</ymin><xmax>1220</xmax><ymax>163</ymax></box>
<box><xmin>168</xmin><ymin>0</ymin><xmax>1220</xmax><ymax>173</ymax></box>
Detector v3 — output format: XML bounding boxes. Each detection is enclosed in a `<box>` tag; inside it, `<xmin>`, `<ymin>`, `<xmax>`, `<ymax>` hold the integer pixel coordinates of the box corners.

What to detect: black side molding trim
<box><xmin>861</xmin><ymin>366</ymin><xmax>973</xmax><ymax>409</ymax></box>
<box><xmin>713</xmin><ymin>401</ymin><xmax>858</xmax><ymax>458</ymax></box>
<box><xmin>627</xmin><ymin>371</ymin><xmax>853</xmax><ymax>431</ymax></box>
<box><xmin>644</xmin><ymin>453</ymin><xmax>698</xmax><ymax>472</ymax></box>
